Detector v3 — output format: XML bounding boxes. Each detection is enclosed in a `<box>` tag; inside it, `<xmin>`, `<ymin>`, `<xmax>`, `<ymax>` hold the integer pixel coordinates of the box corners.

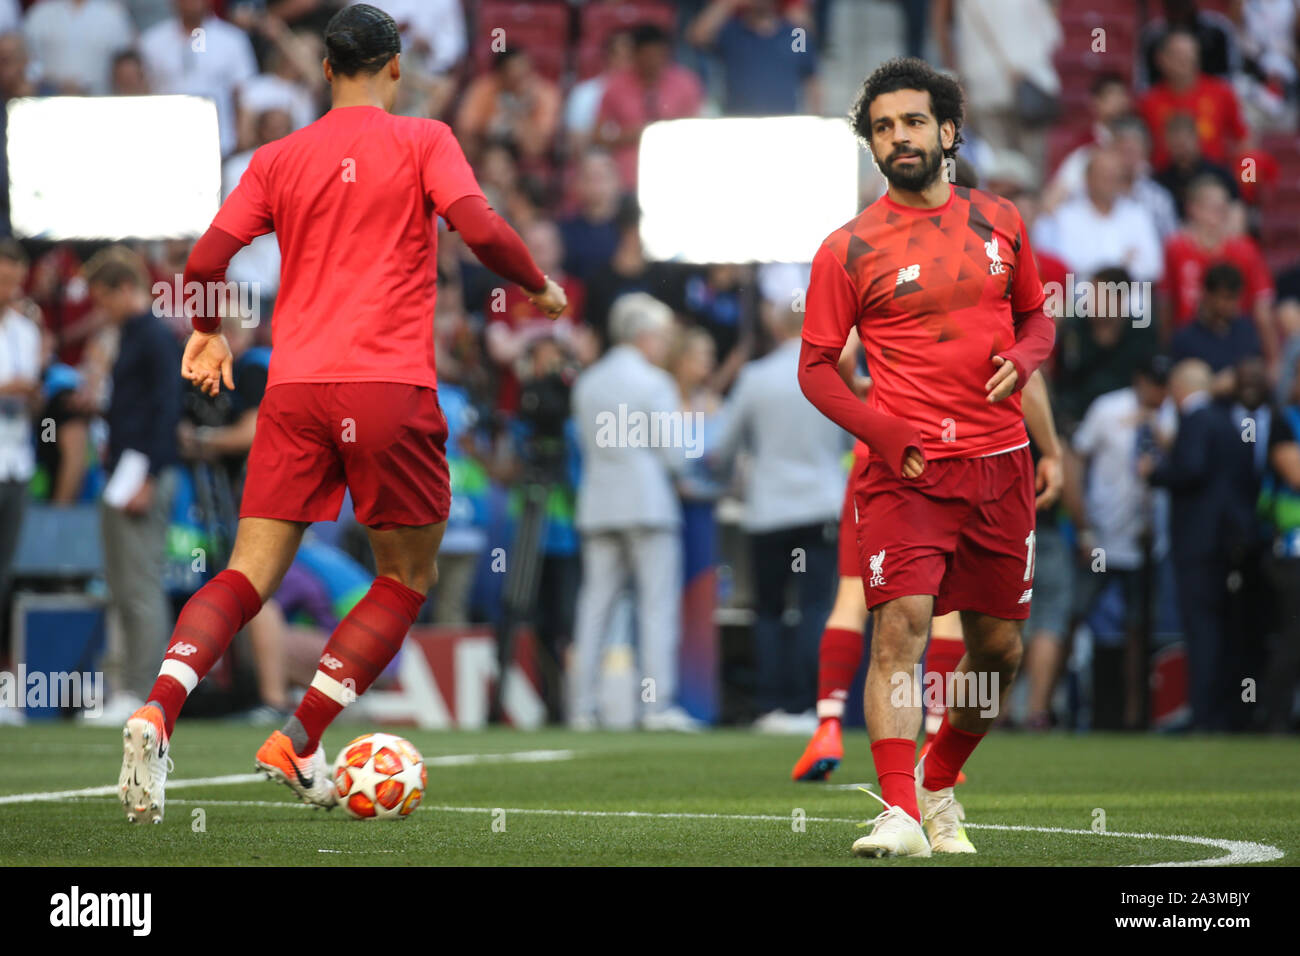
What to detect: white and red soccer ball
<box><xmin>333</xmin><ymin>732</ymin><xmax>426</xmax><ymax>820</ymax></box>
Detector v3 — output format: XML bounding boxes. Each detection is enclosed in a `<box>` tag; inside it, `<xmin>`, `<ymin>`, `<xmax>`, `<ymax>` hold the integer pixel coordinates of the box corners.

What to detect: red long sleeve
<box><xmin>1000</xmin><ymin>305</ymin><xmax>1056</xmax><ymax>392</ymax></box>
<box><xmin>798</xmin><ymin>338</ymin><xmax>923</xmax><ymax>477</ymax></box>
<box><xmin>445</xmin><ymin>195</ymin><xmax>546</xmax><ymax>293</ymax></box>
<box><xmin>183</xmin><ymin>226</ymin><xmax>247</xmax><ymax>333</ymax></box>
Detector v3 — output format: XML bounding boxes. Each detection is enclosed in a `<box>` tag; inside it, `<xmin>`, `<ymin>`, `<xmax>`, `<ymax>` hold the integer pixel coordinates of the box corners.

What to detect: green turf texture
<box><xmin>0</xmin><ymin>723</ymin><xmax>1296</xmax><ymax>866</ymax></box>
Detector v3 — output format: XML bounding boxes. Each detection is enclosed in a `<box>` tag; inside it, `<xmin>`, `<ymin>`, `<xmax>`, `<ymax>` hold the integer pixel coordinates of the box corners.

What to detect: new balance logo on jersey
<box><xmin>985</xmin><ymin>237</ymin><xmax>1005</xmax><ymax>275</ymax></box>
<box><xmin>170</xmin><ymin>643</ymin><xmax>198</xmax><ymax>657</ymax></box>
<box><xmin>896</xmin><ymin>264</ymin><xmax>920</xmax><ymax>285</ymax></box>
<box><xmin>1018</xmin><ymin>589</ymin><xmax>1033</xmax><ymax>604</ymax></box>
<box><xmin>869</xmin><ymin>548</ymin><xmax>887</xmax><ymax>587</ymax></box>
<box><xmin>320</xmin><ymin>654</ymin><xmax>344</xmax><ymax>671</ymax></box>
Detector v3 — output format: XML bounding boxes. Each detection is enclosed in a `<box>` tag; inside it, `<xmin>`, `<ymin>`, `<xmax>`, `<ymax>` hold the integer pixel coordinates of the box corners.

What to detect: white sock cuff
<box><xmin>159</xmin><ymin>659</ymin><xmax>199</xmax><ymax>694</ymax></box>
<box><xmin>310</xmin><ymin>669</ymin><xmax>354</xmax><ymax>706</ymax></box>
<box><xmin>816</xmin><ymin>698</ymin><xmax>845</xmax><ymax>720</ymax></box>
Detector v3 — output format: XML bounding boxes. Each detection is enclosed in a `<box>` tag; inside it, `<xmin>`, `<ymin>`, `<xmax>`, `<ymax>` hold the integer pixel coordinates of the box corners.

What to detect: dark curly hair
<box><xmin>324</xmin><ymin>3</ymin><xmax>401</xmax><ymax>77</ymax></box>
<box><xmin>849</xmin><ymin>58</ymin><xmax>965</xmax><ymax>160</ymax></box>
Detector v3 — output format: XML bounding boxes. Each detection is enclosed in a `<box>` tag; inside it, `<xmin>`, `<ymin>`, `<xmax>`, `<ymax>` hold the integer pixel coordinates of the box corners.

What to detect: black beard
<box><xmin>880</xmin><ymin>144</ymin><xmax>944</xmax><ymax>191</ymax></box>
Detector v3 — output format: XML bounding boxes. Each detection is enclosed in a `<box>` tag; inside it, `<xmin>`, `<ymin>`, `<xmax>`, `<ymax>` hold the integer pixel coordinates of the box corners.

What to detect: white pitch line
<box><xmin>2</xmin><ymin>758</ymin><xmax>1282</xmax><ymax>866</ymax></box>
<box><xmin>960</xmin><ymin>822</ymin><xmax>1285</xmax><ymax>867</ymax></box>
<box><xmin>0</xmin><ymin>750</ymin><xmax>575</xmax><ymax>806</ymax></box>
<box><xmin>132</xmin><ymin>799</ymin><xmax>1287</xmax><ymax>867</ymax></box>
<box><xmin>0</xmin><ymin>773</ymin><xmax>263</xmax><ymax>805</ymax></box>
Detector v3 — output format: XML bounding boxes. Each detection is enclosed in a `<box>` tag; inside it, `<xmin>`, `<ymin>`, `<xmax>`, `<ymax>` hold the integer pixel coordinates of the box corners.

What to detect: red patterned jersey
<box><xmin>803</xmin><ymin>185</ymin><xmax>1045</xmax><ymax>460</ymax></box>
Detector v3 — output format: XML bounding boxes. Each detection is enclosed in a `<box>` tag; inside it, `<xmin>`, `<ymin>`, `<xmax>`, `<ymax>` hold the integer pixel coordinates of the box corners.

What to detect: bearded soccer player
<box><xmin>797</xmin><ymin>59</ymin><xmax>1055</xmax><ymax>857</ymax></box>
<box><xmin>117</xmin><ymin>4</ymin><xmax>567</xmax><ymax>824</ymax></box>
<box><xmin>791</xmin><ymin>334</ymin><xmax>1063</xmax><ymax>784</ymax></box>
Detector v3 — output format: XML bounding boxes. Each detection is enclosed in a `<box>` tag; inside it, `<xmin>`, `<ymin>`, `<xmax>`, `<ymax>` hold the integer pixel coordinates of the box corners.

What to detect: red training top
<box><xmin>800</xmin><ymin>185</ymin><xmax>1055</xmax><ymax>473</ymax></box>
<box><xmin>189</xmin><ymin>105</ymin><xmax>543</xmax><ymax>390</ymax></box>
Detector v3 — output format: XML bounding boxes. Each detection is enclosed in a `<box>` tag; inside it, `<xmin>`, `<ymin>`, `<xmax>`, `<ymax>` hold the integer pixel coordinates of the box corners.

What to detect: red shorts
<box><xmin>241</xmin><ymin>382</ymin><xmax>451</xmax><ymax>530</ymax></box>
<box><xmin>852</xmin><ymin>445</ymin><xmax>1036</xmax><ymax>619</ymax></box>
<box><xmin>838</xmin><ymin>452</ymin><xmax>871</xmax><ymax>577</ymax></box>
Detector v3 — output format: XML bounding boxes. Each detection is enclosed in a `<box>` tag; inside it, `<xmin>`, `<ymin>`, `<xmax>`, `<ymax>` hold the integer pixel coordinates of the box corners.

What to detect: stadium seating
<box><xmin>472</xmin><ymin>1</ymin><xmax>571</xmax><ymax>81</ymax></box>
<box><xmin>575</xmin><ymin>1</ymin><xmax>677</xmax><ymax>79</ymax></box>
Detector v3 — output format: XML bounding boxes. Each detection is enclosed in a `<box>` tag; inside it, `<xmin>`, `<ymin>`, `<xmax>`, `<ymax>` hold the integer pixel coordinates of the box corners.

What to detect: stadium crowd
<box><xmin>0</xmin><ymin>0</ymin><xmax>1298</xmax><ymax>735</ymax></box>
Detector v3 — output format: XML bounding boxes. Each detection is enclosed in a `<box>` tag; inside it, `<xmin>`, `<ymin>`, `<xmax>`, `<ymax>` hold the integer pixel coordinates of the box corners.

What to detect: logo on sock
<box><xmin>170</xmin><ymin>643</ymin><xmax>198</xmax><ymax>657</ymax></box>
<box><xmin>320</xmin><ymin>654</ymin><xmax>344</xmax><ymax>671</ymax></box>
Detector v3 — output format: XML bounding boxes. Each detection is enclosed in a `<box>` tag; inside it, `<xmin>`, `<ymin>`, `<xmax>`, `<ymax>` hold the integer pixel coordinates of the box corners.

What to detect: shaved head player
<box><xmin>119</xmin><ymin>4</ymin><xmax>567</xmax><ymax>823</ymax></box>
<box><xmin>797</xmin><ymin>58</ymin><xmax>1056</xmax><ymax>857</ymax></box>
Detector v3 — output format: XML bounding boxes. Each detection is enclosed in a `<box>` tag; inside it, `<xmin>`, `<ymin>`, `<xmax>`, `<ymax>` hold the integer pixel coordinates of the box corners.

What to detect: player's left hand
<box><xmin>1034</xmin><ymin>454</ymin><xmax>1063</xmax><ymax>509</ymax></box>
<box><xmin>985</xmin><ymin>355</ymin><xmax>1018</xmax><ymax>403</ymax></box>
<box><xmin>182</xmin><ymin>330</ymin><xmax>234</xmax><ymax>397</ymax></box>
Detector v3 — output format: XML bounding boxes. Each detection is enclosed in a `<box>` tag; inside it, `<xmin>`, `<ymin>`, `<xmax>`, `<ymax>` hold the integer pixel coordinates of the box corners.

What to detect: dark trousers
<box><xmin>1265</xmin><ymin>556</ymin><xmax>1300</xmax><ymax>731</ymax></box>
<box><xmin>749</xmin><ymin>521</ymin><xmax>837</xmax><ymax>714</ymax></box>
<box><xmin>1172</xmin><ymin>557</ymin><xmax>1231</xmax><ymax>731</ymax></box>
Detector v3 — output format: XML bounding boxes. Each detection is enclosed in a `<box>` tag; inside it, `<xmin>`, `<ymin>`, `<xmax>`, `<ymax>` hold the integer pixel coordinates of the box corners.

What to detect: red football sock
<box><xmin>147</xmin><ymin>569</ymin><xmax>263</xmax><ymax>737</ymax></box>
<box><xmin>923</xmin><ymin>636</ymin><xmax>965</xmax><ymax>744</ymax></box>
<box><xmin>870</xmin><ymin>737</ymin><xmax>920</xmax><ymax>821</ymax></box>
<box><xmin>292</xmin><ymin>576</ymin><xmax>426</xmax><ymax>757</ymax></box>
<box><xmin>816</xmin><ymin>627</ymin><xmax>863</xmax><ymax>721</ymax></box>
<box><xmin>921</xmin><ymin>712</ymin><xmax>984</xmax><ymax>791</ymax></box>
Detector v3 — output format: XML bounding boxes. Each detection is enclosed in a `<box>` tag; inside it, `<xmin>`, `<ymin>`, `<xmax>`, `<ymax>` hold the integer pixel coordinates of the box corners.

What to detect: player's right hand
<box><xmin>527</xmin><ymin>276</ymin><xmax>568</xmax><ymax>320</ymax></box>
<box><xmin>901</xmin><ymin>447</ymin><xmax>925</xmax><ymax>479</ymax></box>
<box><xmin>182</xmin><ymin>330</ymin><xmax>234</xmax><ymax>397</ymax></box>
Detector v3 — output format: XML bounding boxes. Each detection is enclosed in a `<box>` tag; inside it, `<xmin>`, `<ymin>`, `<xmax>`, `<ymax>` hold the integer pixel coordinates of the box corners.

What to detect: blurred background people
<box><xmin>570</xmin><ymin>293</ymin><xmax>696</xmax><ymax>731</ymax></box>
<box><xmin>710</xmin><ymin>299</ymin><xmax>846</xmax><ymax>733</ymax></box>
<box><xmin>84</xmin><ymin>246</ymin><xmax>181</xmax><ymax>723</ymax></box>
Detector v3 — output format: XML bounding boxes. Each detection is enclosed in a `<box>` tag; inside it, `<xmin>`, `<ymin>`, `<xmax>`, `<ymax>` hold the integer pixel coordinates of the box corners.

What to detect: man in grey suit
<box><xmin>570</xmin><ymin>292</ymin><xmax>699</xmax><ymax>730</ymax></box>
<box><xmin>712</xmin><ymin>300</ymin><xmax>849</xmax><ymax>732</ymax></box>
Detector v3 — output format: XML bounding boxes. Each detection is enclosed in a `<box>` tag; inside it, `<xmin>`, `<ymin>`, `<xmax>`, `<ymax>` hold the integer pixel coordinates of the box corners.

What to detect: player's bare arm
<box><xmin>1021</xmin><ymin>369</ymin><xmax>1063</xmax><ymax>509</ymax></box>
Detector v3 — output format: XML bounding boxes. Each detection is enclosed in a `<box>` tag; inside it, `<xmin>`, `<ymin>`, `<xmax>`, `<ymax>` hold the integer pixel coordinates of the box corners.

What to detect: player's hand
<box><xmin>851</xmin><ymin>374</ymin><xmax>873</xmax><ymax>399</ymax></box>
<box><xmin>527</xmin><ymin>276</ymin><xmax>568</xmax><ymax>320</ymax></box>
<box><xmin>182</xmin><ymin>330</ymin><xmax>234</xmax><ymax>397</ymax></box>
<box><xmin>901</xmin><ymin>447</ymin><xmax>925</xmax><ymax>479</ymax></box>
<box><xmin>985</xmin><ymin>355</ymin><xmax>1019</xmax><ymax>403</ymax></box>
<box><xmin>1035</xmin><ymin>454</ymin><xmax>1063</xmax><ymax>509</ymax></box>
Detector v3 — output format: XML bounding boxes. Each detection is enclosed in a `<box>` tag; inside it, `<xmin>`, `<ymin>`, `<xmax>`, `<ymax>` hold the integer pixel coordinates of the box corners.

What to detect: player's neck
<box><xmin>331</xmin><ymin>81</ymin><xmax>389</xmax><ymax>111</ymax></box>
<box><xmin>885</xmin><ymin>179</ymin><xmax>951</xmax><ymax>210</ymax></box>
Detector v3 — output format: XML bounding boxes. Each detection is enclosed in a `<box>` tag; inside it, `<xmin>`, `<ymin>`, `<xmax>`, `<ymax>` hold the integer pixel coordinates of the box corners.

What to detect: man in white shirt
<box><xmin>1033</xmin><ymin>147</ymin><xmax>1165</xmax><ymax>284</ymax></box>
<box><xmin>1046</xmin><ymin>117</ymin><xmax>1179</xmax><ymax>242</ymax></box>
<box><xmin>23</xmin><ymin>0</ymin><xmax>134</xmax><ymax>94</ymax></box>
<box><xmin>139</xmin><ymin>0</ymin><xmax>257</xmax><ymax>155</ymax></box>
<box><xmin>1072</xmin><ymin>359</ymin><xmax>1174</xmax><ymax>574</ymax></box>
<box><xmin>0</xmin><ymin>241</ymin><xmax>40</xmax><ymax>626</ymax></box>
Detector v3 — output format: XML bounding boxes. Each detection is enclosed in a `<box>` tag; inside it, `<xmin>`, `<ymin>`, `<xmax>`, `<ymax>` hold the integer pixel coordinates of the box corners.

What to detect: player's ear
<box><xmin>322</xmin><ymin>57</ymin><xmax>332</xmax><ymax>84</ymax></box>
<box><xmin>939</xmin><ymin>119</ymin><xmax>955</xmax><ymax>152</ymax></box>
<box><xmin>390</xmin><ymin>53</ymin><xmax>401</xmax><ymax>81</ymax></box>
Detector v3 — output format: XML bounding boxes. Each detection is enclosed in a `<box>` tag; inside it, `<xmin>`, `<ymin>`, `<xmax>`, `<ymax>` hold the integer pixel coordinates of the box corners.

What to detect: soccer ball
<box><xmin>333</xmin><ymin>733</ymin><xmax>427</xmax><ymax>820</ymax></box>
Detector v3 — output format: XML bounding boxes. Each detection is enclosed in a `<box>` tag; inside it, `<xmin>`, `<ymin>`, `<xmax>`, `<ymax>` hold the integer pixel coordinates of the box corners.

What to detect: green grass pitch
<box><xmin>0</xmin><ymin>723</ymin><xmax>1296</xmax><ymax>866</ymax></box>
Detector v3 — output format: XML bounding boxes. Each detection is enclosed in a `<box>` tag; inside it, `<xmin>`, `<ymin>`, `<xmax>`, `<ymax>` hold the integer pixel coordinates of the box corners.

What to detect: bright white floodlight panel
<box><xmin>638</xmin><ymin>116</ymin><xmax>859</xmax><ymax>264</ymax></box>
<box><xmin>9</xmin><ymin>95</ymin><xmax>221</xmax><ymax>240</ymax></box>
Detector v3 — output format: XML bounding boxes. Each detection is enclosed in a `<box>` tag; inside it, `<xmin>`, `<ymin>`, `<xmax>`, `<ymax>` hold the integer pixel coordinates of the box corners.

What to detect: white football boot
<box><xmin>916</xmin><ymin>756</ymin><xmax>977</xmax><ymax>853</ymax></box>
<box><xmin>119</xmin><ymin>706</ymin><xmax>173</xmax><ymax>824</ymax></box>
<box><xmin>850</xmin><ymin>787</ymin><xmax>932</xmax><ymax>858</ymax></box>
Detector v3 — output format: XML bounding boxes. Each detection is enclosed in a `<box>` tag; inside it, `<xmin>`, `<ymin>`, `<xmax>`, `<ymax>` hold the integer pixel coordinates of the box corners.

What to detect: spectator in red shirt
<box><xmin>594</xmin><ymin>24</ymin><xmax>703</xmax><ymax>188</ymax></box>
<box><xmin>487</xmin><ymin>218</ymin><xmax>587</xmax><ymax>413</ymax></box>
<box><xmin>1163</xmin><ymin>175</ymin><xmax>1276</xmax><ymax>359</ymax></box>
<box><xmin>1139</xmin><ymin>29</ymin><xmax>1248</xmax><ymax>171</ymax></box>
